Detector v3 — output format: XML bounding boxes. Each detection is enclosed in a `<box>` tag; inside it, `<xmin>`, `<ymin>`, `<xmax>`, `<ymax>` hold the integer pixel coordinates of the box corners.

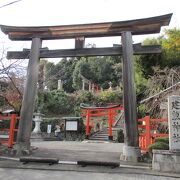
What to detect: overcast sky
<box><xmin>0</xmin><ymin>0</ymin><xmax>179</xmax><ymax>52</ymax></box>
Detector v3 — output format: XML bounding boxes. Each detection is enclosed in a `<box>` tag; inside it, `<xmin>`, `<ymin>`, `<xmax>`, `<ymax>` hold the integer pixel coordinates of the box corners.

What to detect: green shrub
<box><xmin>117</xmin><ymin>129</ymin><xmax>124</xmax><ymax>143</ymax></box>
<box><xmin>97</xmin><ymin>90</ymin><xmax>122</xmax><ymax>104</ymax></box>
<box><xmin>148</xmin><ymin>141</ymin><xmax>169</xmax><ymax>158</ymax></box>
<box><xmin>36</xmin><ymin>89</ymin><xmax>123</xmax><ymax>116</ymax></box>
<box><xmin>155</xmin><ymin>136</ymin><xmax>169</xmax><ymax>144</ymax></box>
<box><xmin>37</xmin><ymin>90</ymin><xmax>75</xmax><ymax>115</ymax></box>
<box><xmin>75</xmin><ymin>91</ymin><xmax>94</xmax><ymax>104</ymax></box>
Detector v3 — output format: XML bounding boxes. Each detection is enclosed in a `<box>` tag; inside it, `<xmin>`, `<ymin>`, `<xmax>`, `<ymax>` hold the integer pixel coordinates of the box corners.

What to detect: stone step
<box><xmin>91</xmin><ymin>136</ymin><xmax>108</xmax><ymax>140</ymax></box>
<box><xmin>92</xmin><ymin>134</ymin><xmax>108</xmax><ymax>138</ymax></box>
<box><xmin>89</xmin><ymin>137</ymin><xmax>109</xmax><ymax>141</ymax></box>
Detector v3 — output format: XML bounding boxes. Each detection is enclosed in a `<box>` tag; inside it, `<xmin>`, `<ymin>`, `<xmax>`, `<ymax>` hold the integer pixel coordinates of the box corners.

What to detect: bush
<box><xmin>37</xmin><ymin>90</ymin><xmax>75</xmax><ymax>115</ymax></box>
<box><xmin>155</xmin><ymin>136</ymin><xmax>169</xmax><ymax>144</ymax></box>
<box><xmin>36</xmin><ymin>89</ymin><xmax>123</xmax><ymax>116</ymax></box>
<box><xmin>75</xmin><ymin>91</ymin><xmax>94</xmax><ymax>104</ymax></box>
<box><xmin>117</xmin><ymin>129</ymin><xmax>124</xmax><ymax>143</ymax></box>
<box><xmin>97</xmin><ymin>90</ymin><xmax>122</xmax><ymax>104</ymax></box>
<box><xmin>148</xmin><ymin>141</ymin><xmax>169</xmax><ymax>158</ymax></box>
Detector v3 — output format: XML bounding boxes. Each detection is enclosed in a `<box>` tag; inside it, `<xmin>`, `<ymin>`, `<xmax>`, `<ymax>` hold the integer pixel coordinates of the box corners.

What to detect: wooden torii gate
<box><xmin>0</xmin><ymin>13</ymin><xmax>172</xmax><ymax>160</ymax></box>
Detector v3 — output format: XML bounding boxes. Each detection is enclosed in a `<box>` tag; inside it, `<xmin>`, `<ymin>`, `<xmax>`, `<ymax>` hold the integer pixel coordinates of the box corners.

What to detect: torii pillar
<box><xmin>120</xmin><ymin>31</ymin><xmax>141</xmax><ymax>161</ymax></box>
<box><xmin>16</xmin><ymin>38</ymin><xmax>42</xmax><ymax>154</ymax></box>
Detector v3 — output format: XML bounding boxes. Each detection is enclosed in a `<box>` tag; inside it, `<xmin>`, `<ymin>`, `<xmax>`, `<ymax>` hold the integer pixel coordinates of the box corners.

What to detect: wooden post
<box><xmin>75</xmin><ymin>37</ymin><xmax>85</xmax><ymax>49</ymax></box>
<box><xmin>86</xmin><ymin>110</ymin><xmax>90</xmax><ymax>139</ymax></box>
<box><xmin>108</xmin><ymin>109</ymin><xmax>113</xmax><ymax>140</ymax></box>
<box><xmin>121</xmin><ymin>31</ymin><xmax>140</xmax><ymax>161</ymax></box>
<box><xmin>16</xmin><ymin>38</ymin><xmax>42</xmax><ymax>153</ymax></box>
<box><xmin>75</xmin><ymin>36</ymin><xmax>85</xmax><ymax>60</ymax></box>
<box><xmin>145</xmin><ymin>115</ymin><xmax>151</xmax><ymax>151</ymax></box>
<box><xmin>8</xmin><ymin>114</ymin><xmax>16</xmax><ymax>148</ymax></box>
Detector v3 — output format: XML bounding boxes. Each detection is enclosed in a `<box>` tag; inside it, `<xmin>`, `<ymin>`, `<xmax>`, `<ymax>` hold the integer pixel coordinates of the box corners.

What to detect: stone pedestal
<box><xmin>31</xmin><ymin>113</ymin><xmax>44</xmax><ymax>141</ymax></box>
<box><xmin>120</xmin><ymin>145</ymin><xmax>141</xmax><ymax>162</ymax></box>
<box><xmin>152</xmin><ymin>150</ymin><xmax>180</xmax><ymax>173</ymax></box>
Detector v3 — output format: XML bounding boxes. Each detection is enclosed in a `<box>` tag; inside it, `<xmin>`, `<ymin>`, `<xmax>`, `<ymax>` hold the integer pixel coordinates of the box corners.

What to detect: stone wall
<box><xmin>152</xmin><ymin>150</ymin><xmax>180</xmax><ymax>173</ymax></box>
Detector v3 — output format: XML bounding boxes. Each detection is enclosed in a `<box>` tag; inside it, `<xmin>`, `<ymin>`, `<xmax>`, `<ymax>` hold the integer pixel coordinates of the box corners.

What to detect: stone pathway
<box><xmin>31</xmin><ymin>141</ymin><xmax>123</xmax><ymax>162</ymax></box>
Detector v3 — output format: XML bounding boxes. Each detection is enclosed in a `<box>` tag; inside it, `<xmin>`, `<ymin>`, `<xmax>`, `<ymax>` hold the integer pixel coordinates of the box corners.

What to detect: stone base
<box><xmin>120</xmin><ymin>145</ymin><xmax>141</xmax><ymax>162</ymax></box>
<box><xmin>13</xmin><ymin>142</ymin><xmax>31</xmax><ymax>156</ymax></box>
<box><xmin>152</xmin><ymin>150</ymin><xmax>180</xmax><ymax>173</ymax></box>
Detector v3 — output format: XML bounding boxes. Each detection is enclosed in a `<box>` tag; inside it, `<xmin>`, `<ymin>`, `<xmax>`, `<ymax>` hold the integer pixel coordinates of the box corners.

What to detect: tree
<box><xmin>162</xmin><ymin>28</ymin><xmax>180</xmax><ymax>66</ymax></box>
<box><xmin>135</xmin><ymin>28</ymin><xmax>180</xmax><ymax>116</ymax></box>
<box><xmin>72</xmin><ymin>56</ymin><xmax>122</xmax><ymax>90</ymax></box>
<box><xmin>136</xmin><ymin>28</ymin><xmax>180</xmax><ymax>78</ymax></box>
<box><xmin>44</xmin><ymin>58</ymin><xmax>76</xmax><ymax>93</ymax></box>
<box><xmin>0</xmin><ymin>46</ymin><xmax>26</xmax><ymax>112</ymax></box>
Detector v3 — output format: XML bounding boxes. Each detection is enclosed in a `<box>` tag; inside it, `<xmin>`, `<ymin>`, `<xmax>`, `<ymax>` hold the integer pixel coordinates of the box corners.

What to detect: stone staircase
<box><xmin>89</xmin><ymin>129</ymin><xmax>109</xmax><ymax>141</ymax></box>
<box><xmin>89</xmin><ymin>111</ymin><xmax>124</xmax><ymax>142</ymax></box>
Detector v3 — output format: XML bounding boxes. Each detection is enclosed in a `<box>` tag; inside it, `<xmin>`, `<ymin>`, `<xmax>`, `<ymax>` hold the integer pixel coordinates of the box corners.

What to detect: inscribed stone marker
<box><xmin>168</xmin><ymin>96</ymin><xmax>180</xmax><ymax>151</ymax></box>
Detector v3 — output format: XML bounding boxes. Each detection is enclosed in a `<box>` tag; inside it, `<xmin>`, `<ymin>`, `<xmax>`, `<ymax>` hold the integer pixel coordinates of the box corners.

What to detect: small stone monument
<box><xmin>152</xmin><ymin>95</ymin><xmax>180</xmax><ymax>173</ymax></box>
<box><xmin>108</xmin><ymin>82</ymin><xmax>112</xmax><ymax>91</ymax></box>
<box><xmin>31</xmin><ymin>112</ymin><xmax>44</xmax><ymax>141</ymax></box>
<box><xmin>168</xmin><ymin>95</ymin><xmax>180</xmax><ymax>151</ymax></box>
<box><xmin>58</xmin><ymin>79</ymin><xmax>63</xmax><ymax>90</ymax></box>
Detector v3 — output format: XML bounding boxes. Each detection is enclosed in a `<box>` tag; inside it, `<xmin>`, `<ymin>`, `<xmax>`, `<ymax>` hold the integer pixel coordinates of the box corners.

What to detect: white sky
<box><xmin>0</xmin><ymin>0</ymin><xmax>179</xmax><ymax>54</ymax></box>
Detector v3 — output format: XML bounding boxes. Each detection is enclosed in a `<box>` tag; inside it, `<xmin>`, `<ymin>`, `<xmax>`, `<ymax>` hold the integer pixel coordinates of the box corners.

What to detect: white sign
<box><xmin>168</xmin><ymin>96</ymin><xmax>180</xmax><ymax>151</ymax></box>
<box><xmin>66</xmin><ymin>121</ymin><xmax>78</xmax><ymax>131</ymax></box>
<box><xmin>47</xmin><ymin>124</ymin><xmax>52</xmax><ymax>134</ymax></box>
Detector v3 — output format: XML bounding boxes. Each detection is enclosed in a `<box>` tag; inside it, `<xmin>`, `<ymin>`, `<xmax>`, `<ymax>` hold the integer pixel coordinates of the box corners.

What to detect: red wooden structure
<box><xmin>81</xmin><ymin>104</ymin><xmax>123</xmax><ymax>140</ymax></box>
<box><xmin>0</xmin><ymin>114</ymin><xmax>19</xmax><ymax>148</ymax></box>
<box><xmin>138</xmin><ymin>115</ymin><xmax>168</xmax><ymax>153</ymax></box>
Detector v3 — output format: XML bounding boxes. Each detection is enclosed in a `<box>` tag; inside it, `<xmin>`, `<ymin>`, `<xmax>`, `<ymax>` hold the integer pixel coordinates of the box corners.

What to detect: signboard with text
<box><xmin>168</xmin><ymin>96</ymin><xmax>180</xmax><ymax>151</ymax></box>
<box><xmin>66</xmin><ymin>121</ymin><xmax>78</xmax><ymax>131</ymax></box>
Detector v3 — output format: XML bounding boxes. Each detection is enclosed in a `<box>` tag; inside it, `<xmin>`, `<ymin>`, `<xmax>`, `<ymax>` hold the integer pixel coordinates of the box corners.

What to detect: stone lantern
<box><xmin>31</xmin><ymin>112</ymin><xmax>44</xmax><ymax>140</ymax></box>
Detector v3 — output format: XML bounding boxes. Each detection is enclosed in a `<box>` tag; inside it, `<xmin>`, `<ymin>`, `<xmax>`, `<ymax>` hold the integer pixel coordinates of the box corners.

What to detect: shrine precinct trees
<box><xmin>135</xmin><ymin>28</ymin><xmax>180</xmax><ymax>78</ymax></box>
<box><xmin>72</xmin><ymin>56</ymin><xmax>122</xmax><ymax>90</ymax></box>
<box><xmin>42</xmin><ymin>56</ymin><xmax>122</xmax><ymax>92</ymax></box>
<box><xmin>0</xmin><ymin>47</ymin><xmax>25</xmax><ymax>112</ymax></box>
<box><xmin>136</xmin><ymin>28</ymin><xmax>180</xmax><ymax>116</ymax></box>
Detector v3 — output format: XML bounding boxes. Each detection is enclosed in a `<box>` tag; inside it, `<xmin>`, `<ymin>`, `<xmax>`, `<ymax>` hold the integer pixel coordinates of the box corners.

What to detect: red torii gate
<box><xmin>81</xmin><ymin>104</ymin><xmax>123</xmax><ymax>140</ymax></box>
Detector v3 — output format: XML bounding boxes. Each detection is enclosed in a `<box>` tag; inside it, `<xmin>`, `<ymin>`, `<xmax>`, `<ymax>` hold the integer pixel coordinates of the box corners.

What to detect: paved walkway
<box><xmin>31</xmin><ymin>141</ymin><xmax>123</xmax><ymax>162</ymax></box>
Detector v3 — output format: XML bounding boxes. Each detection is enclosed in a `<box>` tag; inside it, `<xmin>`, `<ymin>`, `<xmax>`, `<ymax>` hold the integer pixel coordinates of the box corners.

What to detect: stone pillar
<box><xmin>82</xmin><ymin>79</ymin><xmax>85</xmax><ymax>91</ymax></box>
<box><xmin>168</xmin><ymin>96</ymin><xmax>180</xmax><ymax>151</ymax></box>
<box><xmin>109</xmin><ymin>81</ymin><xmax>112</xmax><ymax>91</ymax></box>
<box><xmin>58</xmin><ymin>79</ymin><xmax>63</xmax><ymax>90</ymax></box>
<box><xmin>89</xmin><ymin>82</ymin><xmax>91</xmax><ymax>92</ymax></box>
<box><xmin>16</xmin><ymin>38</ymin><xmax>42</xmax><ymax>154</ymax></box>
<box><xmin>120</xmin><ymin>31</ymin><xmax>141</xmax><ymax>162</ymax></box>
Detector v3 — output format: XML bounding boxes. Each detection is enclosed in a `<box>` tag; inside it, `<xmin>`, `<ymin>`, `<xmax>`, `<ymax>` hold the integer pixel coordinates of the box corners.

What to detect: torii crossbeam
<box><xmin>0</xmin><ymin>13</ymin><xmax>172</xmax><ymax>160</ymax></box>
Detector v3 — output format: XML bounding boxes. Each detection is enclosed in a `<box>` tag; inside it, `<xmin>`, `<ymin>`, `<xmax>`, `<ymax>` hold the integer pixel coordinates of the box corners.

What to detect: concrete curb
<box><xmin>0</xmin><ymin>158</ymin><xmax>179</xmax><ymax>178</ymax></box>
